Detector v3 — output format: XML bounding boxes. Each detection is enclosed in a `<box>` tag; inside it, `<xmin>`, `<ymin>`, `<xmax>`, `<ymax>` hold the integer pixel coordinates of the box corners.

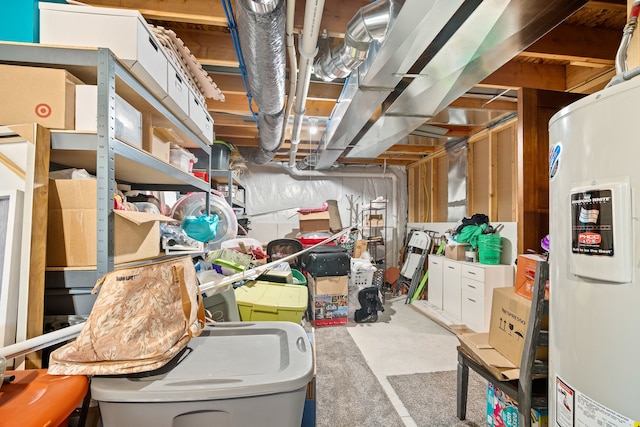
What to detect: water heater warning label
<box><xmin>556</xmin><ymin>376</ymin><xmax>638</xmax><ymax>427</ymax></box>
<box><xmin>571</xmin><ymin>189</ymin><xmax>614</xmax><ymax>256</ymax></box>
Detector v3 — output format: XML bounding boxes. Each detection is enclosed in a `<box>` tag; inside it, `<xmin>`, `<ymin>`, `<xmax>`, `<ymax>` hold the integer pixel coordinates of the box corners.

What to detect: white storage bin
<box><xmin>91</xmin><ymin>321</ymin><xmax>314</xmax><ymax>427</ymax></box>
<box><xmin>183</xmin><ymin>86</ymin><xmax>214</xmax><ymax>143</ymax></box>
<box><xmin>75</xmin><ymin>85</ymin><xmax>143</xmax><ymax>148</ymax></box>
<box><xmin>165</xmin><ymin>62</ymin><xmax>190</xmax><ymax>120</ymax></box>
<box><xmin>39</xmin><ymin>2</ymin><xmax>169</xmax><ymax>99</ymax></box>
<box><xmin>169</xmin><ymin>146</ymin><xmax>197</xmax><ymax>173</ymax></box>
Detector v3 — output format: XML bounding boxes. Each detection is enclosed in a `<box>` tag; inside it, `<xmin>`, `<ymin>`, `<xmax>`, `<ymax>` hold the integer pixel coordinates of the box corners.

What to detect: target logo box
<box><xmin>0</xmin><ymin>64</ymin><xmax>82</xmax><ymax>129</ymax></box>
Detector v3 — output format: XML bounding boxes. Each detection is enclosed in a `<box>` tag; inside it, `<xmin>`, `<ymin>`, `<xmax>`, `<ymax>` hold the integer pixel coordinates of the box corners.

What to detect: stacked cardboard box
<box><xmin>515</xmin><ymin>254</ymin><xmax>549</xmax><ymax>300</ymax></box>
<box><xmin>307</xmin><ymin>274</ymin><xmax>348</xmax><ymax>327</ymax></box>
<box><xmin>488</xmin><ymin>287</ymin><xmax>548</xmax><ymax>367</ymax></box>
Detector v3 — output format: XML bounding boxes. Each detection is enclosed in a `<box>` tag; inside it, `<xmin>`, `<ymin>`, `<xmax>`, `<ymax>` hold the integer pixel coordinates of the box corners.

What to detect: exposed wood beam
<box><xmin>585</xmin><ymin>0</ymin><xmax>627</xmax><ymax>12</ymax></box>
<box><xmin>522</xmin><ymin>24</ymin><xmax>619</xmax><ymax>65</ymax></box>
<box><xmin>85</xmin><ymin>0</ymin><xmax>364</xmax><ymax>35</ymax></box>
<box><xmin>339</xmin><ymin>158</ymin><xmax>414</xmax><ymax>166</ymax></box>
<box><xmin>481</xmin><ymin>61</ymin><xmax>567</xmax><ymax>91</ymax></box>
<box><xmin>385</xmin><ymin>145</ymin><xmax>440</xmax><ymax>154</ymax></box>
<box><xmin>207</xmin><ymin>94</ymin><xmax>257</xmax><ymax>114</ymax></box>
<box><xmin>84</xmin><ymin>0</ymin><xmax>227</xmax><ymax>26</ymax></box>
<box><xmin>170</xmin><ymin>30</ymin><xmax>238</xmax><ymax>67</ymax></box>
<box><xmin>448</xmin><ymin>97</ymin><xmax>517</xmax><ymax>111</ymax></box>
<box><xmin>209</xmin><ymin>73</ymin><xmax>343</xmax><ymax>101</ymax></box>
<box><xmin>566</xmin><ymin>65</ymin><xmax>616</xmax><ymax>93</ymax></box>
<box><xmin>215</xmin><ymin>125</ymin><xmax>259</xmax><ymax>138</ymax></box>
<box><xmin>210</xmin><ymin>113</ymin><xmax>256</xmax><ymax>127</ymax></box>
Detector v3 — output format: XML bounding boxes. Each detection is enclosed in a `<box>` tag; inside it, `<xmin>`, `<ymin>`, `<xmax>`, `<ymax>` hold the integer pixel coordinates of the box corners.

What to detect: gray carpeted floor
<box><xmin>315</xmin><ymin>324</ymin><xmax>404</xmax><ymax>426</ymax></box>
<box><xmin>387</xmin><ymin>370</ymin><xmax>487</xmax><ymax>427</ymax></box>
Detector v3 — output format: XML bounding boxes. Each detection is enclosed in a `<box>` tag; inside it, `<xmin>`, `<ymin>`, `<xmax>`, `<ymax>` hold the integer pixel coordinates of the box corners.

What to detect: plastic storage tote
<box><xmin>235</xmin><ymin>281</ymin><xmax>308</xmax><ymax>323</ymax></box>
<box><xmin>91</xmin><ymin>322</ymin><xmax>314</xmax><ymax>427</ymax></box>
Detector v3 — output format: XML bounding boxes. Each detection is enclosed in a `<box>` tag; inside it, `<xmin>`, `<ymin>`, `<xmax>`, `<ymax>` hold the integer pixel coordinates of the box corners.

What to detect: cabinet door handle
<box><xmin>448</xmin><ymin>266</ymin><xmax>455</xmax><ymax>270</ymax></box>
<box><xmin>467</xmin><ymin>284</ymin><xmax>476</xmax><ymax>289</ymax></box>
<box><xmin>467</xmin><ymin>271</ymin><xmax>476</xmax><ymax>275</ymax></box>
<box><xmin>467</xmin><ymin>297</ymin><xmax>476</xmax><ymax>303</ymax></box>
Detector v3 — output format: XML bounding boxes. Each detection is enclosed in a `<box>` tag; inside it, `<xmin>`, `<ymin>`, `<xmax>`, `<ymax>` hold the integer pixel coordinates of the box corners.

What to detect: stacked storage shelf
<box><xmin>0</xmin><ymin>43</ymin><xmax>213</xmax><ymax>316</ymax></box>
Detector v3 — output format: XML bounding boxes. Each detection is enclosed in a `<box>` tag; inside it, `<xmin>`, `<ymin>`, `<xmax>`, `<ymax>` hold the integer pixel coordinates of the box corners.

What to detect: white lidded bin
<box><xmin>91</xmin><ymin>322</ymin><xmax>313</xmax><ymax>427</ymax></box>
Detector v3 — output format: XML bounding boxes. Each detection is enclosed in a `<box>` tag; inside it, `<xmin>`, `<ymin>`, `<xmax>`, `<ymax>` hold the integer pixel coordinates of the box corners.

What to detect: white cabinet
<box><xmin>442</xmin><ymin>259</ymin><xmax>462</xmax><ymax>322</ymax></box>
<box><xmin>427</xmin><ymin>256</ymin><xmax>444</xmax><ymax>309</ymax></box>
<box><xmin>428</xmin><ymin>256</ymin><xmax>514</xmax><ymax>332</ymax></box>
<box><xmin>459</xmin><ymin>262</ymin><xmax>513</xmax><ymax>332</ymax></box>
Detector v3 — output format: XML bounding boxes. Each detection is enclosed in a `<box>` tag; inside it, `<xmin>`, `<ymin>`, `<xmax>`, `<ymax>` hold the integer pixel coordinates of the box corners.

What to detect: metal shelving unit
<box><xmin>0</xmin><ymin>42</ymin><xmax>212</xmax><ymax>277</ymax></box>
<box><xmin>361</xmin><ymin>197</ymin><xmax>388</xmax><ymax>297</ymax></box>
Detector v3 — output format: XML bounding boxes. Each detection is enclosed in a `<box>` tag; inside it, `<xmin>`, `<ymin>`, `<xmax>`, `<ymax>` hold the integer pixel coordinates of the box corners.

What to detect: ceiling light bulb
<box><xmin>309</xmin><ymin>118</ymin><xmax>318</xmax><ymax>135</ymax></box>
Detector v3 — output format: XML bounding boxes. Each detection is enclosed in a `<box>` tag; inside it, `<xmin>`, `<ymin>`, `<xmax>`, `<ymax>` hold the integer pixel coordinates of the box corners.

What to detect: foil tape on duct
<box><xmin>236</xmin><ymin>0</ymin><xmax>286</xmax><ymax>164</ymax></box>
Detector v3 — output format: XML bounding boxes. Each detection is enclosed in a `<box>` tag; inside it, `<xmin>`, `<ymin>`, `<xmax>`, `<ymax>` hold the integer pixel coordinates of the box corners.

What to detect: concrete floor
<box><xmin>346</xmin><ymin>296</ymin><xmax>476</xmax><ymax>427</ymax></box>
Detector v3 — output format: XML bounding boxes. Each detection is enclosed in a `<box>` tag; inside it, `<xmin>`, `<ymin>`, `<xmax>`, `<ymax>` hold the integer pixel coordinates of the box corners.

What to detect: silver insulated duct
<box><xmin>235</xmin><ymin>0</ymin><xmax>286</xmax><ymax>164</ymax></box>
<box><xmin>314</xmin><ymin>0</ymin><xmax>395</xmax><ymax>82</ymax></box>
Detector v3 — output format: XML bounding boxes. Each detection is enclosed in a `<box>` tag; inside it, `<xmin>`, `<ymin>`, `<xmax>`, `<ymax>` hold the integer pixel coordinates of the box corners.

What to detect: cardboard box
<box><xmin>299</xmin><ymin>211</ymin><xmax>331</xmax><ymax>233</ymax></box>
<box><xmin>486</xmin><ymin>383</ymin><xmax>548</xmax><ymax>427</ymax></box>
<box><xmin>366</xmin><ymin>214</ymin><xmax>383</xmax><ymax>227</ymax></box>
<box><xmin>0</xmin><ymin>64</ymin><xmax>82</xmax><ymax>129</ymax></box>
<box><xmin>353</xmin><ymin>240</ymin><xmax>368</xmax><ymax>259</ymax></box>
<box><xmin>515</xmin><ymin>254</ymin><xmax>549</xmax><ymax>300</ymax></box>
<box><xmin>445</xmin><ymin>243</ymin><xmax>468</xmax><ymax>261</ymax></box>
<box><xmin>47</xmin><ymin>179</ymin><xmax>175</xmax><ymax>267</ymax></box>
<box><xmin>75</xmin><ymin>85</ymin><xmax>143</xmax><ymax>148</ymax></box>
<box><xmin>327</xmin><ymin>202</ymin><xmax>342</xmax><ymax>233</ymax></box>
<box><xmin>488</xmin><ymin>287</ymin><xmax>548</xmax><ymax>367</ymax></box>
<box><xmin>148</xmin><ymin>127</ymin><xmax>176</xmax><ymax>163</ymax></box>
<box><xmin>308</xmin><ymin>274</ymin><xmax>348</xmax><ymax>327</ymax></box>
<box><xmin>457</xmin><ymin>333</ymin><xmax>519</xmax><ymax>381</ymax></box>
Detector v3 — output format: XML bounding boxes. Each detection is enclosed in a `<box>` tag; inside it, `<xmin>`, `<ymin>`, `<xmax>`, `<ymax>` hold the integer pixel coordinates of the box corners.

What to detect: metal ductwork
<box><xmin>235</xmin><ymin>0</ymin><xmax>286</xmax><ymax>164</ymax></box>
<box><xmin>313</xmin><ymin>0</ymin><xmax>396</xmax><ymax>82</ymax></box>
<box><xmin>313</xmin><ymin>0</ymin><xmax>589</xmax><ymax>169</ymax></box>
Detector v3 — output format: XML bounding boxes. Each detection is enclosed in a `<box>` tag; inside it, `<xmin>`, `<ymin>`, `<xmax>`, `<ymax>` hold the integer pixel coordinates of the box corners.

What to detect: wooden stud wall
<box><xmin>408</xmin><ymin>118</ymin><xmax>518</xmax><ymax>224</ymax></box>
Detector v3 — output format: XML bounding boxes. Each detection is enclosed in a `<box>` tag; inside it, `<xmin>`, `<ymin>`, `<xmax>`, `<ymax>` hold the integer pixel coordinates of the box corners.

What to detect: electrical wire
<box><xmin>221</xmin><ymin>0</ymin><xmax>259</xmax><ymax>124</ymax></box>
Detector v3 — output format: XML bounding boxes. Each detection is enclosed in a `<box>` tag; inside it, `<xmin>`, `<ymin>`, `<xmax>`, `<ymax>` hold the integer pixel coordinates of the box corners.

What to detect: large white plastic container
<box><xmin>91</xmin><ymin>322</ymin><xmax>313</xmax><ymax>427</ymax></box>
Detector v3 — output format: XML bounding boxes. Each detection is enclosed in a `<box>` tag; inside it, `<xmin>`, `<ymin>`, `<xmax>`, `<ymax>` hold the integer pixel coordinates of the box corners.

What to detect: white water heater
<box><xmin>548</xmin><ymin>76</ymin><xmax>640</xmax><ymax>426</ymax></box>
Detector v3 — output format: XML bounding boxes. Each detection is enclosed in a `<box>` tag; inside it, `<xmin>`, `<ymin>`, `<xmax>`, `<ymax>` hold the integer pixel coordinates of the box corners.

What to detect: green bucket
<box><xmin>291</xmin><ymin>269</ymin><xmax>307</xmax><ymax>286</ymax></box>
<box><xmin>478</xmin><ymin>234</ymin><xmax>502</xmax><ymax>265</ymax></box>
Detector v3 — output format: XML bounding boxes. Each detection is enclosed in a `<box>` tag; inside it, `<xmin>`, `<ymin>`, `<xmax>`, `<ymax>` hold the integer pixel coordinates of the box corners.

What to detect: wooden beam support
<box><xmin>385</xmin><ymin>144</ymin><xmax>440</xmax><ymax>154</ymax></box>
<box><xmin>522</xmin><ymin>24</ymin><xmax>619</xmax><ymax>65</ymax></box>
<box><xmin>448</xmin><ymin>97</ymin><xmax>518</xmax><ymax>111</ymax></box>
<box><xmin>482</xmin><ymin>61</ymin><xmax>567</xmax><ymax>91</ymax></box>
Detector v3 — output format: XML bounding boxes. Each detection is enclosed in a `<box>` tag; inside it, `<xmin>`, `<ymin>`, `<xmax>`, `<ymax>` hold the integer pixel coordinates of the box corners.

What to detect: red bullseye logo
<box><xmin>35</xmin><ymin>103</ymin><xmax>52</xmax><ymax>118</ymax></box>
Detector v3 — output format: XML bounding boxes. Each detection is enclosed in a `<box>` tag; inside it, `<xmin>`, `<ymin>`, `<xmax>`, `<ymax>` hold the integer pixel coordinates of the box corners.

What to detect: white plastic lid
<box><xmin>90</xmin><ymin>322</ymin><xmax>313</xmax><ymax>402</ymax></box>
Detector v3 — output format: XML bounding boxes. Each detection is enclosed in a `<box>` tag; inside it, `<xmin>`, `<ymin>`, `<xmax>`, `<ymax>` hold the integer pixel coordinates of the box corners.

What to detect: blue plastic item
<box><xmin>182</xmin><ymin>214</ymin><xmax>219</xmax><ymax>242</ymax></box>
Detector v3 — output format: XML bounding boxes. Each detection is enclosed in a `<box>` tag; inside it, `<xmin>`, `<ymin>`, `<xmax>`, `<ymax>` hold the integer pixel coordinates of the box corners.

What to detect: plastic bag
<box><xmin>182</xmin><ymin>214</ymin><xmax>219</xmax><ymax>242</ymax></box>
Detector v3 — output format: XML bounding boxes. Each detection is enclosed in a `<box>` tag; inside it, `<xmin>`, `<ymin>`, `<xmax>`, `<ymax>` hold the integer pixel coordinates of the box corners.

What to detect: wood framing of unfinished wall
<box><xmin>407</xmin><ymin>149</ymin><xmax>448</xmax><ymax>223</ymax></box>
<box><xmin>407</xmin><ymin>118</ymin><xmax>518</xmax><ymax>225</ymax></box>
<box><xmin>468</xmin><ymin>118</ymin><xmax>517</xmax><ymax>223</ymax></box>
<box><xmin>517</xmin><ymin>88</ymin><xmax>584</xmax><ymax>254</ymax></box>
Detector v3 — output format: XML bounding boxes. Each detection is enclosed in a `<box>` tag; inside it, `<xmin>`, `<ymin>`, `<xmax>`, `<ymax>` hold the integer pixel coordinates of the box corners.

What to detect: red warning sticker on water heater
<box><xmin>570</xmin><ymin>189</ymin><xmax>613</xmax><ymax>256</ymax></box>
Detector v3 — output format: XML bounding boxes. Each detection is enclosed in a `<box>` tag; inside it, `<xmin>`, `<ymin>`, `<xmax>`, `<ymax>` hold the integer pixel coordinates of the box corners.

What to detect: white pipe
<box><xmin>280</xmin><ymin>0</ymin><xmax>298</xmax><ymax>147</ymax></box>
<box><xmin>288</xmin><ymin>0</ymin><xmax>325</xmax><ymax>167</ymax></box>
<box><xmin>281</xmin><ymin>163</ymin><xmax>401</xmax><ymax>267</ymax></box>
<box><xmin>1</xmin><ymin>323</ymin><xmax>85</xmax><ymax>361</ymax></box>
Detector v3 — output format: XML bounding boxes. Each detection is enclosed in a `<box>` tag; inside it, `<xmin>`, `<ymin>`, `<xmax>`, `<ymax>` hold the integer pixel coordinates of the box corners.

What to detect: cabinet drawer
<box><xmin>461</xmin><ymin>276</ymin><xmax>484</xmax><ymax>297</ymax></box>
<box><xmin>461</xmin><ymin>264</ymin><xmax>485</xmax><ymax>281</ymax></box>
<box><xmin>461</xmin><ymin>290</ymin><xmax>485</xmax><ymax>333</ymax></box>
